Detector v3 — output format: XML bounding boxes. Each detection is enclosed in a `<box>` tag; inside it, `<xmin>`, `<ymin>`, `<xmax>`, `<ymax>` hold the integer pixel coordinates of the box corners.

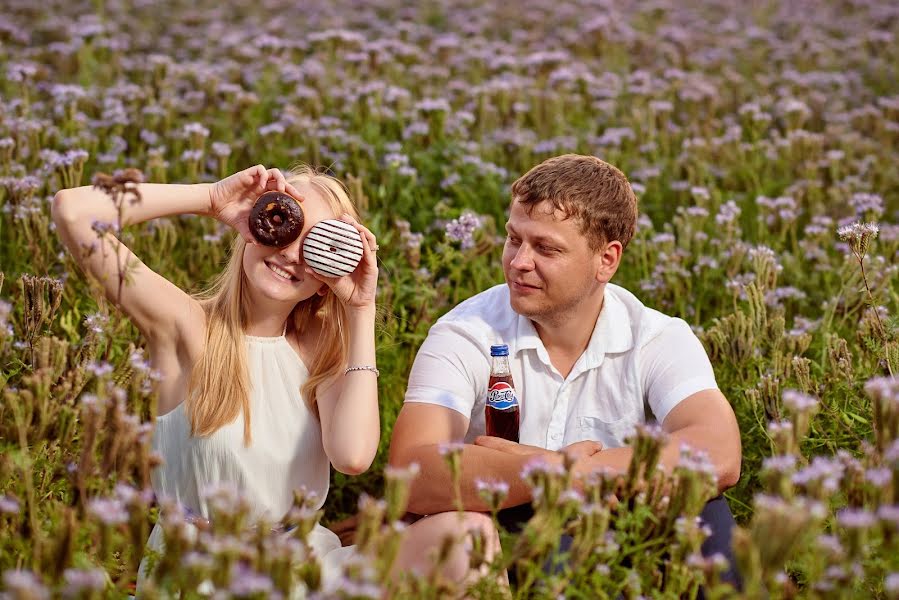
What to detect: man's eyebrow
<box><xmin>504</xmin><ymin>223</ymin><xmax>566</xmax><ymax>246</ymax></box>
<box><xmin>532</xmin><ymin>235</ymin><xmax>566</xmax><ymax>246</ymax></box>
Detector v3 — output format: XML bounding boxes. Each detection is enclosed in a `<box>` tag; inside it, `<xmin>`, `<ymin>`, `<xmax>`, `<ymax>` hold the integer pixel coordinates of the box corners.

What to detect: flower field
<box><xmin>0</xmin><ymin>0</ymin><xmax>898</xmax><ymax>597</ymax></box>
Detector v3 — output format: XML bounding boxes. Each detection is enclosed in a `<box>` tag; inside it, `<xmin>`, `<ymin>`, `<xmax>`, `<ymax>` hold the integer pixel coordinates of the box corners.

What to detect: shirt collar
<box><xmin>514</xmin><ymin>310</ymin><xmax>545</xmax><ymax>359</ymax></box>
<box><xmin>513</xmin><ymin>286</ymin><xmax>634</xmax><ymax>371</ymax></box>
<box><xmin>582</xmin><ymin>287</ymin><xmax>634</xmax><ymax>368</ymax></box>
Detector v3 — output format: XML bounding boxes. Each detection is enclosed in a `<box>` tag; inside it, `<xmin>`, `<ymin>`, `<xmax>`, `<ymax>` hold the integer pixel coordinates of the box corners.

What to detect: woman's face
<box><xmin>242</xmin><ymin>182</ymin><xmax>338</xmax><ymax>306</ymax></box>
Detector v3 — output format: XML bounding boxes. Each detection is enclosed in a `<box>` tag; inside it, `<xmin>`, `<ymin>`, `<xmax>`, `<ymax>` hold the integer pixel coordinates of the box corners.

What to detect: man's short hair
<box><xmin>510</xmin><ymin>154</ymin><xmax>638</xmax><ymax>250</ymax></box>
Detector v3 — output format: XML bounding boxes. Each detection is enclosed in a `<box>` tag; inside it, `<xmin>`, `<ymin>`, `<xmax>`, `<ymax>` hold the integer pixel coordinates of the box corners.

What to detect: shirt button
<box><xmin>551</xmin><ymin>432</ymin><xmax>561</xmax><ymax>440</ymax></box>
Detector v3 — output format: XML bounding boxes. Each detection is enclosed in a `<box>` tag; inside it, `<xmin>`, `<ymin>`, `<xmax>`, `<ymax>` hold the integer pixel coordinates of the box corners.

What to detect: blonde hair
<box><xmin>510</xmin><ymin>154</ymin><xmax>638</xmax><ymax>250</ymax></box>
<box><xmin>186</xmin><ymin>165</ymin><xmax>359</xmax><ymax>445</ymax></box>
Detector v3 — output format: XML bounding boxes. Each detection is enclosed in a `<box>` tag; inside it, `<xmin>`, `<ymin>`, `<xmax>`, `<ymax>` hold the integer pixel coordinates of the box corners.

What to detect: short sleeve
<box><xmin>404</xmin><ymin>321</ymin><xmax>491</xmax><ymax>419</ymax></box>
<box><xmin>641</xmin><ymin>319</ymin><xmax>719</xmax><ymax>424</ymax></box>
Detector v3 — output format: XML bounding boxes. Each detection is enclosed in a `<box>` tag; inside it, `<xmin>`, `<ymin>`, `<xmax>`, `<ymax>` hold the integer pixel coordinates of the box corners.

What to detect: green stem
<box><xmin>857</xmin><ymin>254</ymin><xmax>893</xmax><ymax>376</ymax></box>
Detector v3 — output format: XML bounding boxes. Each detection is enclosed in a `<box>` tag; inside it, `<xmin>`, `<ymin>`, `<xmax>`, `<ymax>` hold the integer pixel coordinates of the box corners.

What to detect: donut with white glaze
<box><xmin>302</xmin><ymin>219</ymin><xmax>364</xmax><ymax>277</ymax></box>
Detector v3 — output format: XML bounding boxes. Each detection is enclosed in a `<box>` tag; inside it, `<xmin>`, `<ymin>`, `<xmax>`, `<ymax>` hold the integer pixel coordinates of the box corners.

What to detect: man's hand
<box><xmin>474</xmin><ymin>436</ymin><xmax>552</xmax><ymax>458</ymax></box>
<box><xmin>560</xmin><ymin>440</ymin><xmax>603</xmax><ymax>462</ymax></box>
<box><xmin>474</xmin><ymin>436</ymin><xmax>603</xmax><ymax>463</ymax></box>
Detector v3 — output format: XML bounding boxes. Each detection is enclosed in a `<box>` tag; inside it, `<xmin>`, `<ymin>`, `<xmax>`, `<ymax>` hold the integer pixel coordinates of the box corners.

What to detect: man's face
<box><xmin>502</xmin><ymin>198</ymin><xmax>606</xmax><ymax>323</ymax></box>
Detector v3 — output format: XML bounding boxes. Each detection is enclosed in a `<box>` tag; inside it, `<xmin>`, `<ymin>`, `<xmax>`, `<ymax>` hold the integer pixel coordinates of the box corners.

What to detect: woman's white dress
<box><xmin>137</xmin><ymin>331</ymin><xmax>353</xmax><ymax>595</ymax></box>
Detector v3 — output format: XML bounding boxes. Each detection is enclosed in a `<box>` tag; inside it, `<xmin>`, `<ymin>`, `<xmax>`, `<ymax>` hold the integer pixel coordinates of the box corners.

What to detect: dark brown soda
<box><xmin>485</xmin><ymin>374</ymin><xmax>520</xmax><ymax>442</ymax></box>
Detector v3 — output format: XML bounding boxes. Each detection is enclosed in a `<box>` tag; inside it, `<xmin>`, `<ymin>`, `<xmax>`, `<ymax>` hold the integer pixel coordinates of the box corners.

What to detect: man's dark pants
<box><xmin>497</xmin><ymin>495</ymin><xmax>741</xmax><ymax>592</ymax></box>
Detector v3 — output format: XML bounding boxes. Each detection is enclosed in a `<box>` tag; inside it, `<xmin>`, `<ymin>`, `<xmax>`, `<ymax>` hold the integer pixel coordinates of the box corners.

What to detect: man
<box><xmin>388</xmin><ymin>154</ymin><xmax>742</xmax><ymax>583</ymax></box>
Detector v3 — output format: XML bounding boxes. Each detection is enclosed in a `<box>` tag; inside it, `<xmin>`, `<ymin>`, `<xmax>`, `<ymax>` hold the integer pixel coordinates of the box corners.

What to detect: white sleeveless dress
<box><xmin>137</xmin><ymin>330</ymin><xmax>354</xmax><ymax>595</ymax></box>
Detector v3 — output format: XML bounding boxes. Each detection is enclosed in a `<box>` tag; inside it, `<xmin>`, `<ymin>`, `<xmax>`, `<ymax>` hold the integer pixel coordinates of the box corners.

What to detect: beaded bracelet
<box><xmin>344</xmin><ymin>365</ymin><xmax>380</xmax><ymax>377</ymax></box>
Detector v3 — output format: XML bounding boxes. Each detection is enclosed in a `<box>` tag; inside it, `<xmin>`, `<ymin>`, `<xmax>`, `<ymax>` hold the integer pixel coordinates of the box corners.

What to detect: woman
<box><xmin>52</xmin><ymin>164</ymin><xmax>380</xmax><ymax>593</ymax></box>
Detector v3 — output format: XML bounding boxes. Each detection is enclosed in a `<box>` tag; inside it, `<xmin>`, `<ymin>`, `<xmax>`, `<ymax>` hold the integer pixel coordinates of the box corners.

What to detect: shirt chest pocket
<box><xmin>569</xmin><ymin>364</ymin><xmax>643</xmax><ymax>448</ymax></box>
<box><xmin>575</xmin><ymin>413</ymin><xmax>638</xmax><ymax>449</ymax></box>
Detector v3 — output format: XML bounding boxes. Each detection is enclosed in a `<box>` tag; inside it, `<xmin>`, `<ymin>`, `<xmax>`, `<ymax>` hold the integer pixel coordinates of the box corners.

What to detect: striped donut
<box><xmin>302</xmin><ymin>219</ymin><xmax>364</xmax><ymax>277</ymax></box>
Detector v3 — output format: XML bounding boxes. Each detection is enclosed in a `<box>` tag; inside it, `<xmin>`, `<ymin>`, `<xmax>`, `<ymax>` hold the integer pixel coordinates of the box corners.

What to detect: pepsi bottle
<box><xmin>485</xmin><ymin>344</ymin><xmax>520</xmax><ymax>442</ymax></box>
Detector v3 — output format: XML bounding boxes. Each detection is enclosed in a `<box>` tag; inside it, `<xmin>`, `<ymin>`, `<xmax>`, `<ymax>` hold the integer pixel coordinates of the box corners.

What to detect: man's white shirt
<box><xmin>404</xmin><ymin>283</ymin><xmax>719</xmax><ymax>450</ymax></box>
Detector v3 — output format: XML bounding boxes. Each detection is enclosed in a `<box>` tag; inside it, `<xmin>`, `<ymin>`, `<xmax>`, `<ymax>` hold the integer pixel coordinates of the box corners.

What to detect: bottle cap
<box><xmin>490</xmin><ymin>344</ymin><xmax>509</xmax><ymax>357</ymax></box>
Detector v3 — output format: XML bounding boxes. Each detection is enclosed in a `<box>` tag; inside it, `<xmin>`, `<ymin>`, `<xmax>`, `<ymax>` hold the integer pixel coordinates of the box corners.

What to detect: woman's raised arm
<box><xmin>51</xmin><ymin>165</ymin><xmax>299</xmax><ymax>346</ymax></box>
<box><xmin>52</xmin><ymin>180</ymin><xmax>212</xmax><ymax>346</ymax></box>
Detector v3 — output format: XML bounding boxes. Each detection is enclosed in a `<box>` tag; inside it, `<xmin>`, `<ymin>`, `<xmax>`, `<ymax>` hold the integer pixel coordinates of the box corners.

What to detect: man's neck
<box><xmin>531</xmin><ymin>290</ymin><xmax>605</xmax><ymax>378</ymax></box>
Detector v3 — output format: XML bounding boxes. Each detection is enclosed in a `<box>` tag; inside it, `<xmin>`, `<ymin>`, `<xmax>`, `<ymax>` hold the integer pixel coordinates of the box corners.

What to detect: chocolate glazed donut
<box><xmin>248</xmin><ymin>191</ymin><xmax>305</xmax><ymax>247</ymax></box>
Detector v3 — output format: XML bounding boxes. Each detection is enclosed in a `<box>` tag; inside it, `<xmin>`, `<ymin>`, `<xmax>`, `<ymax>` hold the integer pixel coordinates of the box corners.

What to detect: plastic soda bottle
<box><xmin>485</xmin><ymin>344</ymin><xmax>520</xmax><ymax>442</ymax></box>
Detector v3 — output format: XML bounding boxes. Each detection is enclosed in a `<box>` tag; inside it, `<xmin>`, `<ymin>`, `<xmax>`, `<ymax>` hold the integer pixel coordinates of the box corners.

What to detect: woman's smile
<box><xmin>264</xmin><ymin>259</ymin><xmax>299</xmax><ymax>283</ymax></box>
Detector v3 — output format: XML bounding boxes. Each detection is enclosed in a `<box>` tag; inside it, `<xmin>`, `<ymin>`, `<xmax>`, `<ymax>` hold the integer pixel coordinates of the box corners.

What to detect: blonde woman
<box><xmin>52</xmin><ymin>165</ymin><xmax>380</xmax><ymax>593</ymax></box>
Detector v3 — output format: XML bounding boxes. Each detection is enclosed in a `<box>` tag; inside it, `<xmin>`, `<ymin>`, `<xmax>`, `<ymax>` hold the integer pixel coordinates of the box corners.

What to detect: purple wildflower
<box><xmin>384</xmin><ymin>462</ymin><xmax>421</xmax><ymax>482</ymax></box>
<box><xmin>816</xmin><ymin>534</ymin><xmax>844</xmax><ymax>556</ymax></box>
<box><xmin>445</xmin><ymin>211</ymin><xmax>483</xmax><ymax>249</ymax></box>
<box><xmin>762</xmin><ymin>455</ymin><xmax>796</xmax><ymax>473</ymax></box>
<box><xmin>2</xmin><ymin>570</ymin><xmax>48</xmax><ymax>599</ymax></box>
<box><xmin>437</xmin><ymin>441</ymin><xmax>464</xmax><ymax>456</ymax></box>
<box><xmin>678</xmin><ymin>445</ymin><xmax>717</xmax><ymax>477</ymax></box>
<box><xmin>228</xmin><ymin>565</ymin><xmax>275</xmax><ymax>596</ymax></box>
<box><xmin>415</xmin><ymin>98</ymin><xmax>450</xmax><ymax>112</ymax></box>
<box><xmin>782</xmin><ymin>390</ymin><xmax>819</xmax><ymax>413</ymax></box>
<box><xmin>139</xmin><ymin>129</ymin><xmax>159</xmax><ymax>146</ymax></box>
<box><xmin>475</xmin><ymin>479</ymin><xmax>510</xmax><ymax>496</ymax></box>
<box><xmin>849</xmin><ymin>193</ymin><xmax>884</xmax><ymax>218</ymax></box>
<box><xmin>180</xmin><ymin>149</ymin><xmax>203</xmax><ymax>162</ymax></box>
<box><xmin>865</xmin><ymin>467</ymin><xmax>892</xmax><ymax>488</ymax></box>
<box><xmin>62</xmin><ymin>568</ymin><xmax>106</xmax><ymax>597</ymax></box>
<box><xmin>87</xmin><ymin>497</ymin><xmax>129</xmax><ymax>526</ymax></box>
<box><xmin>0</xmin><ymin>495</ymin><xmax>20</xmax><ymax>515</ymax></box>
<box><xmin>792</xmin><ymin>456</ymin><xmax>843</xmax><ymax>492</ymax></box>
<box><xmin>258</xmin><ymin>122</ymin><xmax>285</xmax><ymax>136</ymax></box>
<box><xmin>886</xmin><ymin>573</ymin><xmax>899</xmax><ymax>593</ymax></box>
<box><xmin>521</xmin><ymin>457</ymin><xmax>565</xmax><ymax>480</ymax></box>
<box><xmin>182</xmin><ymin>551</ymin><xmax>214</xmax><ymax>570</ymax></box>
<box><xmin>865</xmin><ymin>377</ymin><xmax>899</xmax><ymax>403</ymax></box>
<box><xmin>878</xmin><ymin>505</ymin><xmax>899</xmax><ymax>527</ymax></box>
<box><xmin>86</xmin><ymin>361</ymin><xmax>114</xmax><ymax>377</ymax></box>
<box><xmin>559</xmin><ymin>489</ymin><xmax>585</xmax><ymax>505</ymax></box>
<box><xmin>211</xmin><ymin>142</ymin><xmax>231</xmax><ymax>158</ymax></box>
<box><xmin>183</xmin><ymin>122</ymin><xmax>209</xmax><ymax>139</ymax></box>
<box><xmin>836</xmin><ymin>508</ymin><xmax>876</xmax><ymax>529</ymax></box>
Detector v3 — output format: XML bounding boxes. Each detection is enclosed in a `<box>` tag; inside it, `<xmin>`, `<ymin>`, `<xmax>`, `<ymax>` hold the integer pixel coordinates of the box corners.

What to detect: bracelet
<box><xmin>344</xmin><ymin>365</ymin><xmax>380</xmax><ymax>377</ymax></box>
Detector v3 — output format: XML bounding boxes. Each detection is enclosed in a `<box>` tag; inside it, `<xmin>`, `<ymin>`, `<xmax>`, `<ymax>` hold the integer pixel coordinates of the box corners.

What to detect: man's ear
<box><xmin>595</xmin><ymin>240</ymin><xmax>623</xmax><ymax>283</ymax></box>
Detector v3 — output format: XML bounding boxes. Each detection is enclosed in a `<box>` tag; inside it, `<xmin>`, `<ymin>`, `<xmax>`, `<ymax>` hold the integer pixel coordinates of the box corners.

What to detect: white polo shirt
<box><xmin>404</xmin><ymin>283</ymin><xmax>719</xmax><ymax>450</ymax></box>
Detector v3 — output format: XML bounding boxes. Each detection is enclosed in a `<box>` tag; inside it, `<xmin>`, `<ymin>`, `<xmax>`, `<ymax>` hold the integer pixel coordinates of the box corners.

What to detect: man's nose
<box><xmin>509</xmin><ymin>244</ymin><xmax>535</xmax><ymax>270</ymax></box>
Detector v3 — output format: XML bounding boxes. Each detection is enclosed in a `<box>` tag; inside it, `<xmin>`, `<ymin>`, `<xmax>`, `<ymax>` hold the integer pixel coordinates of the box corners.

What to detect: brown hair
<box><xmin>510</xmin><ymin>154</ymin><xmax>638</xmax><ymax>250</ymax></box>
<box><xmin>186</xmin><ymin>165</ymin><xmax>358</xmax><ymax>446</ymax></box>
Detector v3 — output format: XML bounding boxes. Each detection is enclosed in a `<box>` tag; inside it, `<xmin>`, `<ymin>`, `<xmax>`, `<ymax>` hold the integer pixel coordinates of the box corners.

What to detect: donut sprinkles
<box><xmin>249</xmin><ymin>191</ymin><xmax>305</xmax><ymax>247</ymax></box>
<box><xmin>302</xmin><ymin>219</ymin><xmax>365</xmax><ymax>277</ymax></box>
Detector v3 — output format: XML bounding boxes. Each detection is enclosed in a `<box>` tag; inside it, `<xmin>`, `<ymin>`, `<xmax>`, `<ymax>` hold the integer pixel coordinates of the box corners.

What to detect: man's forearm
<box><xmin>575</xmin><ymin>426</ymin><xmax>741</xmax><ymax>493</ymax></box>
<box><xmin>400</xmin><ymin>444</ymin><xmax>537</xmax><ymax>515</ymax></box>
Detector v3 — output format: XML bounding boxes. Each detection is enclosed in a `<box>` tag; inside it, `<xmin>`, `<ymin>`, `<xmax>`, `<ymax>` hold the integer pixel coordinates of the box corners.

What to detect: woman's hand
<box><xmin>306</xmin><ymin>214</ymin><xmax>379</xmax><ymax>312</ymax></box>
<box><xmin>208</xmin><ymin>165</ymin><xmax>302</xmax><ymax>243</ymax></box>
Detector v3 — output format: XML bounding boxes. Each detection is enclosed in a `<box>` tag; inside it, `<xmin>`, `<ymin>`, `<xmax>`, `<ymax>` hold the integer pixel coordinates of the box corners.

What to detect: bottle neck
<box><xmin>491</xmin><ymin>355</ymin><xmax>511</xmax><ymax>376</ymax></box>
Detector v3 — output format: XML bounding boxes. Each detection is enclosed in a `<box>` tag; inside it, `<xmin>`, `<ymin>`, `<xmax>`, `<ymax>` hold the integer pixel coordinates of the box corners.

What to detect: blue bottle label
<box><xmin>487</xmin><ymin>381</ymin><xmax>519</xmax><ymax>410</ymax></box>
